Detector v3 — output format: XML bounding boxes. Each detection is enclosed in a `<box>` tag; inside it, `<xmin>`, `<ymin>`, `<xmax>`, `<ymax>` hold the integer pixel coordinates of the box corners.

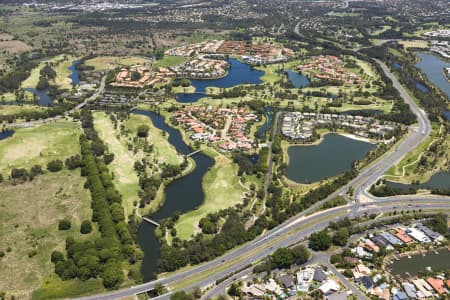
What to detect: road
<box><xmin>77</xmin><ymin>47</ymin><xmax>447</xmax><ymax>300</ymax></box>
<box><xmin>9</xmin><ymin>75</ymin><xmax>106</xmax><ymax>129</ymax></box>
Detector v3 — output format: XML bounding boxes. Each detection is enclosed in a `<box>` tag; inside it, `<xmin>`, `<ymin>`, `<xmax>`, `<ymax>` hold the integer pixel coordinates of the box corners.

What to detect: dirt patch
<box><xmin>0</xmin><ymin>40</ymin><xmax>31</xmax><ymax>54</ymax></box>
<box><xmin>0</xmin><ymin>33</ymin><xmax>14</xmax><ymax>41</ymax></box>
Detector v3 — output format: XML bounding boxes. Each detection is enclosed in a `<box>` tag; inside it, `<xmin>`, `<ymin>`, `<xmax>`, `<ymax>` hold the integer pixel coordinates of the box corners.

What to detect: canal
<box><xmin>285</xmin><ymin>134</ymin><xmax>375</xmax><ymax>184</ymax></box>
<box><xmin>389</xmin><ymin>249</ymin><xmax>450</xmax><ymax>277</ymax></box>
<box><xmin>132</xmin><ymin>110</ymin><xmax>214</xmax><ymax>281</ymax></box>
<box><xmin>176</xmin><ymin>58</ymin><xmax>264</xmax><ymax>103</ymax></box>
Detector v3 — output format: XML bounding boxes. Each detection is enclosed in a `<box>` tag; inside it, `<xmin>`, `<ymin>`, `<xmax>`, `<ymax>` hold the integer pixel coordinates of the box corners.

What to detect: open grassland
<box><xmin>85</xmin><ymin>56</ymin><xmax>151</xmax><ymax>71</ymax></box>
<box><xmin>0</xmin><ymin>121</ymin><xmax>81</xmax><ymax>177</ymax></box>
<box><xmin>384</xmin><ymin>123</ymin><xmax>445</xmax><ymax>183</ymax></box>
<box><xmin>32</xmin><ymin>278</ymin><xmax>104</xmax><ymax>300</ymax></box>
<box><xmin>0</xmin><ymin>170</ymin><xmax>96</xmax><ymax>299</ymax></box>
<box><xmin>125</xmin><ymin>113</ymin><xmax>181</xmax><ymax>166</ymax></box>
<box><xmin>0</xmin><ymin>105</ymin><xmax>47</xmax><ymax>116</ymax></box>
<box><xmin>153</xmin><ymin>56</ymin><xmax>188</xmax><ymax>69</ymax></box>
<box><xmin>174</xmin><ymin>154</ymin><xmax>245</xmax><ymax>240</ymax></box>
<box><xmin>0</xmin><ymin>40</ymin><xmax>31</xmax><ymax>54</ymax></box>
<box><xmin>93</xmin><ymin>111</ymin><xmax>140</xmax><ymax>219</ymax></box>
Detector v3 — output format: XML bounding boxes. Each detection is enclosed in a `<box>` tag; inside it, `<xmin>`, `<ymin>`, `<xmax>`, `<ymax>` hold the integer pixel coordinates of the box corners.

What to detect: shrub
<box><xmin>47</xmin><ymin>160</ymin><xmax>63</xmax><ymax>172</ymax></box>
<box><xmin>58</xmin><ymin>219</ymin><xmax>71</xmax><ymax>230</ymax></box>
<box><xmin>80</xmin><ymin>220</ymin><xmax>92</xmax><ymax>234</ymax></box>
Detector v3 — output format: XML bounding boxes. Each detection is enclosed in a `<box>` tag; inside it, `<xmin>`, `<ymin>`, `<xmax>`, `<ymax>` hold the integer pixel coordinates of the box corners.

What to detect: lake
<box><xmin>286</xmin><ymin>69</ymin><xmax>310</xmax><ymax>88</ymax></box>
<box><xmin>176</xmin><ymin>58</ymin><xmax>264</xmax><ymax>103</ymax></box>
<box><xmin>390</xmin><ymin>249</ymin><xmax>450</xmax><ymax>277</ymax></box>
<box><xmin>386</xmin><ymin>171</ymin><xmax>450</xmax><ymax>190</ymax></box>
<box><xmin>415</xmin><ymin>53</ymin><xmax>450</xmax><ymax>98</ymax></box>
<box><xmin>132</xmin><ymin>110</ymin><xmax>214</xmax><ymax>281</ymax></box>
<box><xmin>285</xmin><ymin>134</ymin><xmax>375</xmax><ymax>183</ymax></box>
<box><xmin>443</xmin><ymin>111</ymin><xmax>450</xmax><ymax>121</ymax></box>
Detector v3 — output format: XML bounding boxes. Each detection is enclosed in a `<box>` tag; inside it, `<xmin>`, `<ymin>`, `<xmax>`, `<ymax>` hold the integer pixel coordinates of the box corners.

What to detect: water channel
<box><xmin>389</xmin><ymin>249</ymin><xmax>450</xmax><ymax>277</ymax></box>
<box><xmin>415</xmin><ymin>52</ymin><xmax>450</xmax><ymax>98</ymax></box>
<box><xmin>285</xmin><ymin>133</ymin><xmax>375</xmax><ymax>184</ymax></box>
<box><xmin>132</xmin><ymin>109</ymin><xmax>215</xmax><ymax>281</ymax></box>
<box><xmin>176</xmin><ymin>58</ymin><xmax>264</xmax><ymax>103</ymax></box>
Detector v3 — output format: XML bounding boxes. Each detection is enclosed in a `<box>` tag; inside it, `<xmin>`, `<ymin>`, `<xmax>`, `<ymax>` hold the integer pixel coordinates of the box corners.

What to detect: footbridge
<box><xmin>142</xmin><ymin>217</ymin><xmax>160</xmax><ymax>227</ymax></box>
<box><xmin>186</xmin><ymin>149</ymin><xmax>201</xmax><ymax>157</ymax></box>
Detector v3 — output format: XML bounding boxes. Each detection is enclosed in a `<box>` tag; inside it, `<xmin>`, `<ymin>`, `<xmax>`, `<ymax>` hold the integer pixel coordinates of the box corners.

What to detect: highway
<box><xmin>76</xmin><ymin>51</ymin><xmax>447</xmax><ymax>300</ymax></box>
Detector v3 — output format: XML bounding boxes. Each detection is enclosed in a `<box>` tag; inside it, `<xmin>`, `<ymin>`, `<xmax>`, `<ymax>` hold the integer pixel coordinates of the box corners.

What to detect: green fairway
<box><xmin>93</xmin><ymin>111</ymin><xmax>140</xmax><ymax>219</ymax></box>
<box><xmin>53</xmin><ymin>55</ymin><xmax>77</xmax><ymax>90</ymax></box>
<box><xmin>125</xmin><ymin>113</ymin><xmax>182</xmax><ymax>166</ymax></box>
<box><xmin>174</xmin><ymin>154</ymin><xmax>245</xmax><ymax>240</ymax></box>
<box><xmin>0</xmin><ymin>170</ymin><xmax>94</xmax><ymax>299</ymax></box>
<box><xmin>0</xmin><ymin>120</ymin><xmax>81</xmax><ymax>177</ymax></box>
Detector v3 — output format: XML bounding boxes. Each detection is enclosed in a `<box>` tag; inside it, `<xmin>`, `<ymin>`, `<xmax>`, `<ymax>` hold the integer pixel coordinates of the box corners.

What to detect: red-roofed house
<box><xmin>427</xmin><ymin>278</ymin><xmax>446</xmax><ymax>294</ymax></box>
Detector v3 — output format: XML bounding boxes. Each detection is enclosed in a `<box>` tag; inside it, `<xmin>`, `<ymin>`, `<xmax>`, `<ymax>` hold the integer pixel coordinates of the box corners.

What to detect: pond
<box><xmin>132</xmin><ymin>110</ymin><xmax>215</xmax><ymax>281</ymax></box>
<box><xmin>389</xmin><ymin>249</ymin><xmax>450</xmax><ymax>277</ymax></box>
<box><xmin>68</xmin><ymin>60</ymin><xmax>80</xmax><ymax>85</ymax></box>
<box><xmin>286</xmin><ymin>69</ymin><xmax>310</xmax><ymax>88</ymax></box>
<box><xmin>415</xmin><ymin>52</ymin><xmax>450</xmax><ymax>98</ymax></box>
<box><xmin>176</xmin><ymin>58</ymin><xmax>264</xmax><ymax>103</ymax></box>
<box><xmin>23</xmin><ymin>88</ymin><xmax>52</xmax><ymax>106</ymax></box>
<box><xmin>443</xmin><ymin>111</ymin><xmax>450</xmax><ymax>121</ymax></box>
<box><xmin>0</xmin><ymin>130</ymin><xmax>14</xmax><ymax>140</ymax></box>
<box><xmin>393</xmin><ymin>62</ymin><xmax>402</xmax><ymax>69</ymax></box>
<box><xmin>257</xmin><ymin>106</ymin><xmax>273</xmax><ymax>140</ymax></box>
<box><xmin>385</xmin><ymin>171</ymin><xmax>450</xmax><ymax>190</ymax></box>
<box><xmin>285</xmin><ymin>134</ymin><xmax>375</xmax><ymax>183</ymax></box>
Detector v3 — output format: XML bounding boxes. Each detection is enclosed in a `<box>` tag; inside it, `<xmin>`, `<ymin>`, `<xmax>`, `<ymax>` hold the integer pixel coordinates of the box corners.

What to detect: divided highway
<box><xmin>76</xmin><ymin>59</ymin><xmax>448</xmax><ymax>300</ymax></box>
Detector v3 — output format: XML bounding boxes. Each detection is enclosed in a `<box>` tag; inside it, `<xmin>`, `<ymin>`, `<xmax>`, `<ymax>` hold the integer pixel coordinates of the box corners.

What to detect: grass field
<box><xmin>0</xmin><ymin>120</ymin><xmax>81</xmax><ymax>177</ymax></box>
<box><xmin>153</xmin><ymin>56</ymin><xmax>188</xmax><ymax>69</ymax></box>
<box><xmin>93</xmin><ymin>112</ymin><xmax>140</xmax><ymax>219</ymax></box>
<box><xmin>174</xmin><ymin>154</ymin><xmax>245</xmax><ymax>240</ymax></box>
<box><xmin>32</xmin><ymin>278</ymin><xmax>104</xmax><ymax>300</ymax></box>
<box><xmin>85</xmin><ymin>56</ymin><xmax>151</xmax><ymax>71</ymax></box>
<box><xmin>0</xmin><ymin>170</ymin><xmax>94</xmax><ymax>299</ymax></box>
<box><xmin>384</xmin><ymin>123</ymin><xmax>444</xmax><ymax>183</ymax></box>
<box><xmin>0</xmin><ymin>105</ymin><xmax>47</xmax><ymax>116</ymax></box>
<box><xmin>398</xmin><ymin>40</ymin><xmax>429</xmax><ymax>49</ymax></box>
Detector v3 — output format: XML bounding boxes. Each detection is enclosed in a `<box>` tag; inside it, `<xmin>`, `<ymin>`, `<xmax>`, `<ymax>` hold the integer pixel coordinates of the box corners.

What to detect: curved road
<box><xmin>76</xmin><ymin>51</ymin><xmax>447</xmax><ymax>300</ymax></box>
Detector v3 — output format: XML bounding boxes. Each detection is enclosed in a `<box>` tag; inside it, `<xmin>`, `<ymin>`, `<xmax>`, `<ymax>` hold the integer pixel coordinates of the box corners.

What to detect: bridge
<box><xmin>142</xmin><ymin>217</ymin><xmax>160</xmax><ymax>227</ymax></box>
<box><xmin>186</xmin><ymin>149</ymin><xmax>201</xmax><ymax>157</ymax></box>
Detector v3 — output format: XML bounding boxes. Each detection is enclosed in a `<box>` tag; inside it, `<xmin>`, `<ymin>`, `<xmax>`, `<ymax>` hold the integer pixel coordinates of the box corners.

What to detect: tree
<box><xmin>170</xmin><ymin>291</ymin><xmax>190</xmax><ymax>300</ymax></box>
<box><xmin>291</xmin><ymin>245</ymin><xmax>310</xmax><ymax>265</ymax></box>
<box><xmin>271</xmin><ymin>247</ymin><xmax>294</xmax><ymax>268</ymax></box>
<box><xmin>332</xmin><ymin>228</ymin><xmax>349</xmax><ymax>246</ymax></box>
<box><xmin>80</xmin><ymin>220</ymin><xmax>92</xmax><ymax>234</ymax></box>
<box><xmin>51</xmin><ymin>250</ymin><xmax>64</xmax><ymax>263</ymax></box>
<box><xmin>130</xmin><ymin>71</ymin><xmax>141</xmax><ymax>81</ymax></box>
<box><xmin>425</xmin><ymin>213</ymin><xmax>448</xmax><ymax>235</ymax></box>
<box><xmin>228</xmin><ymin>282</ymin><xmax>242</xmax><ymax>297</ymax></box>
<box><xmin>47</xmin><ymin>160</ymin><xmax>63</xmax><ymax>172</ymax></box>
<box><xmin>102</xmin><ymin>261</ymin><xmax>124</xmax><ymax>289</ymax></box>
<box><xmin>137</xmin><ymin>125</ymin><xmax>149</xmax><ymax>138</ymax></box>
<box><xmin>309</xmin><ymin>230</ymin><xmax>332</xmax><ymax>251</ymax></box>
<box><xmin>58</xmin><ymin>219</ymin><xmax>71</xmax><ymax>230</ymax></box>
